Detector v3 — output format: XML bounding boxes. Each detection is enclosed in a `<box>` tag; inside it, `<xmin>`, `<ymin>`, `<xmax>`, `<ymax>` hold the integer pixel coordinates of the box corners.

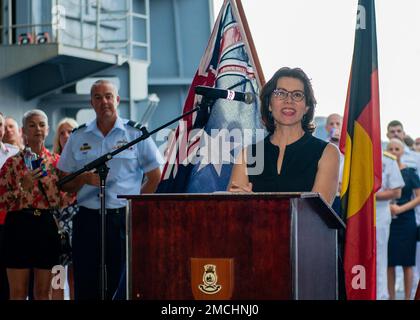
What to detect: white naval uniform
<box><xmin>0</xmin><ymin>142</ymin><xmax>19</xmax><ymax>169</ymax></box>
<box><xmin>58</xmin><ymin>117</ymin><xmax>164</xmax><ymax>209</ymax></box>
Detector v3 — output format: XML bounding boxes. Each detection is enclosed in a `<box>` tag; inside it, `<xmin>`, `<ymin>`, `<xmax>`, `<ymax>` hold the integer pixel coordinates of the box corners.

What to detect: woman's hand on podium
<box><xmin>228</xmin><ymin>181</ymin><xmax>253</xmax><ymax>193</ymax></box>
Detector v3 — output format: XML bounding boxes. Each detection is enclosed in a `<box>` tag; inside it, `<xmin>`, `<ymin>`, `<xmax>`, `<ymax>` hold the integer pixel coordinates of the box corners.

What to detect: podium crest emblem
<box><xmin>199</xmin><ymin>264</ymin><xmax>221</xmax><ymax>294</ymax></box>
<box><xmin>191</xmin><ymin>258</ymin><xmax>234</xmax><ymax>300</ymax></box>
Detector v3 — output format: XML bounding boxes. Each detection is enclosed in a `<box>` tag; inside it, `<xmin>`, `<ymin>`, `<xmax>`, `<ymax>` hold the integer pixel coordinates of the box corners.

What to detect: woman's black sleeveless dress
<box><xmin>247</xmin><ymin>132</ymin><xmax>328</xmax><ymax>192</ymax></box>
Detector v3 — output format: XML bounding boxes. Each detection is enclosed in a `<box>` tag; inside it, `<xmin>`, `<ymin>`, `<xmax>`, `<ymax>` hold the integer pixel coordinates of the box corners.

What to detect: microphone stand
<box><xmin>57</xmin><ymin>97</ymin><xmax>215</xmax><ymax>300</ymax></box>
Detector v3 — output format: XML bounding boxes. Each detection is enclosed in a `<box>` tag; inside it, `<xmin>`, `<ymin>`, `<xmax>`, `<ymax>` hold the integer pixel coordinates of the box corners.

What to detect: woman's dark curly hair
<box><xmin>260</xmin><ymin>67</ymin><xmax>316</xmax><ymax>134</ymax></box>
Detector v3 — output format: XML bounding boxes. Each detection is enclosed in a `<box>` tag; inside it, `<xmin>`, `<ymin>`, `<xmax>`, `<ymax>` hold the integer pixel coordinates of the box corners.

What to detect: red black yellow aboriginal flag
<box><xmin>339</xmin><ymin>0</ymin><xmax>382</xmax><ymax>300</ymax></box>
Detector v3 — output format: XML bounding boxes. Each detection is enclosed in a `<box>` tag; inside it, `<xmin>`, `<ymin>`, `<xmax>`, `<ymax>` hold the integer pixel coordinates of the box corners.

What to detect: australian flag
<box><xmin>157</xmin><ymin>0</ymin><xmax>264</xmax><ymax>193</ymax></box>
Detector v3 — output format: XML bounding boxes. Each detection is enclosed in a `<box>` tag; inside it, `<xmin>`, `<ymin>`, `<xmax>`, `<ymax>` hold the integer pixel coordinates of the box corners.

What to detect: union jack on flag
<box><xmin>157</xmin><ymin>0</ymin><xmax>264</xmax><ymax>193</ymax></box>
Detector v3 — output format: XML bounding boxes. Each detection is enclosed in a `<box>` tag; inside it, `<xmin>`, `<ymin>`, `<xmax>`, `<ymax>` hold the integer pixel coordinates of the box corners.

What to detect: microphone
<box><xmin>195</xmin><ymin>85</ymin><xmax>255</xmax><ymax>104</ymax></box>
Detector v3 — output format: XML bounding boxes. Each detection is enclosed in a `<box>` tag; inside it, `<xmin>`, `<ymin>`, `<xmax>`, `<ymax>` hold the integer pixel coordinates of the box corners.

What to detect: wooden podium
<box><xmin>121</xmin><ymin>192</ymin><xmax>345</xmax><ymax>300</ymax></box>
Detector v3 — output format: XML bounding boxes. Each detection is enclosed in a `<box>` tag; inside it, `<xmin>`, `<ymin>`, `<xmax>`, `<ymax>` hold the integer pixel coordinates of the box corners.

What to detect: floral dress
<box><xmin>0</xmin><ymin>147</ymin><xmax>70</xmax><ymax>211</ymax></box>
<box><xmin>0</xmin><ymin>147</ymin><xmax>75</xmax><ymax>266</ymax></box>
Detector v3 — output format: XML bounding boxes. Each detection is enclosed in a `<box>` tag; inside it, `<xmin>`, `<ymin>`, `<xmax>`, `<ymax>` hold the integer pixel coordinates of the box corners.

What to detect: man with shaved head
<box><xmin>3</xmin><ymin>117</ymin><xmax>23</xmax><ymax>149</ymax></box>
<box><xmin>58</xmin><ymin>80</ymin><xmax>163</xmax><ymax>300</ymax></box>
<box><xmin>325</xmin><ymin>113</ymin><xmax>342</xmax><ymax>146</ymax></box>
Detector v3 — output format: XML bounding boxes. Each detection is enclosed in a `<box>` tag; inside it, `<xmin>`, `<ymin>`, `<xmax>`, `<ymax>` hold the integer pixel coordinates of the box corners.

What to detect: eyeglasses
<box><xmin>272</xmin><ymin>88</ymin><xmax>305</xmax><ymax>102</ymax></box>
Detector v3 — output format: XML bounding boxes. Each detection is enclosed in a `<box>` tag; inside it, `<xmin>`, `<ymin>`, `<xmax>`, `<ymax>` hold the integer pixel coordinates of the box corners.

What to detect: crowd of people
<box><xmin>0</xmin><ymin>69</ymin><xmax>419</xmax><ymax>300</ymax></box>
<box><xmin>0</xmin><ymin>80</ymin><xmax>163</xmax><ymax>300</ymax></box>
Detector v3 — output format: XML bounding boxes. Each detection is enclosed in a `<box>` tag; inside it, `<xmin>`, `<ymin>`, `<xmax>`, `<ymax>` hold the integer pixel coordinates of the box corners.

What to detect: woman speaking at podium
<box><xmin>228</xmin><ymin>67</ymin><xmax>339</xmax><ymax>205</ymax></box>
